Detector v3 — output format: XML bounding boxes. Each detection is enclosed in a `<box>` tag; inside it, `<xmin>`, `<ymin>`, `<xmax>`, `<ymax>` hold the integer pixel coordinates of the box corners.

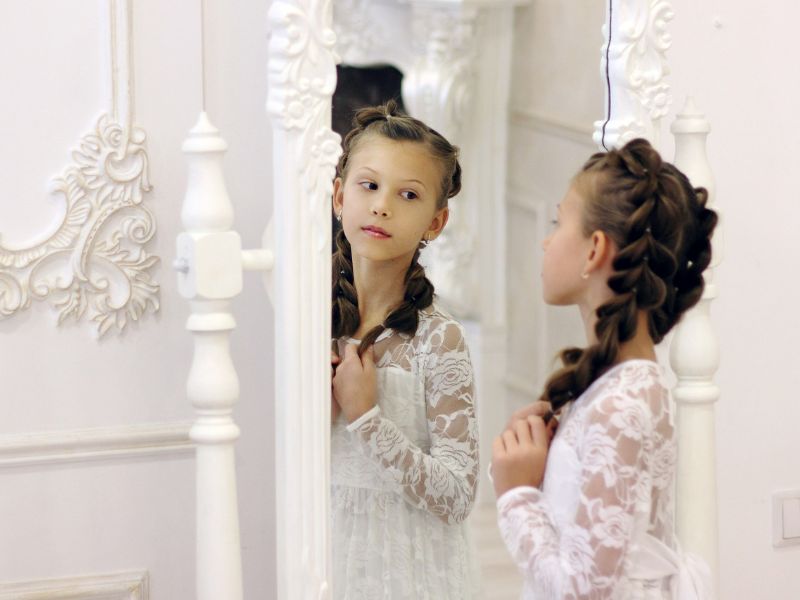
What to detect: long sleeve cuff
<box><xmin>496</xmin><ymin>485</ymin><xmax>542</xmax><ymax>511</ymax></box>
<box><xmin>346</xmin><ymin>405</ymin><xmax>381</xmax><ymax>432</ymax></box>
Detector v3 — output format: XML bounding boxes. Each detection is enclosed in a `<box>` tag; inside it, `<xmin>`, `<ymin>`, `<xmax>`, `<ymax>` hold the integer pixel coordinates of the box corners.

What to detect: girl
<box><xmin>491</xmin><ymin>138</ymin><xmax>717</xmax><ymax>599</ymax></box>
<box><xmin>330</xmin><ymin>101</ymin><xmax>479</xmax><ymax>599</ymax></box>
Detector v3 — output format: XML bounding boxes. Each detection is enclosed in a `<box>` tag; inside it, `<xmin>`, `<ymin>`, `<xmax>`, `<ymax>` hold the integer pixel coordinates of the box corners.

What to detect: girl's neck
<box><xmin>352</xmin><ymin>253</ymin><xmax>411</xmax><ymax>338</ymax></box>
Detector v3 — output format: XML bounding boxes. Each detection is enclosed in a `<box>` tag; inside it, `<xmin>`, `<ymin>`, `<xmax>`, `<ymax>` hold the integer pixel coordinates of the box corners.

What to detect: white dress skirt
<box><xmin>331</xmin><ymin>303</ymin><xmax>481</xmax><ymax>600</ymax></box>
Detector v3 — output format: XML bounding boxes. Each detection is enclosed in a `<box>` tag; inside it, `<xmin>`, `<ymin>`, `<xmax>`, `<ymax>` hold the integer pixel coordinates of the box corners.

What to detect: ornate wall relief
<box><xmin>0</xmin><ymin>0</ymin><xmax>158</xmax><ymax>336</ymax></box>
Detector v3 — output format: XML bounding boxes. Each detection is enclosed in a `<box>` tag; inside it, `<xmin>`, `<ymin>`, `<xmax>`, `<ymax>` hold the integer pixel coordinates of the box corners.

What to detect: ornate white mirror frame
<box><xmin>174</xmin><ymin>0</ymin><xmax>723</xmax><ymax>597</ymax></box>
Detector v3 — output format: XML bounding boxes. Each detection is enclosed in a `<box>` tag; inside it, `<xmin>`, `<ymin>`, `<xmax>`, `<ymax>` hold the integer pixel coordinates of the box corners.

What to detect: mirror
<box><xmin>326</xmin><ymin>0</ymin><xmax>606</xmax><ymax>597</ymax></box>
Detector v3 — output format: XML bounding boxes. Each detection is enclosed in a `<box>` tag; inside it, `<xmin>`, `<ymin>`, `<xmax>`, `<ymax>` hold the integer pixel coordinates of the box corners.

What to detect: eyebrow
<box><xmin>355</xmin><ymin>167</ymin><xmax>428</xmax><ymax>190</ymax></box>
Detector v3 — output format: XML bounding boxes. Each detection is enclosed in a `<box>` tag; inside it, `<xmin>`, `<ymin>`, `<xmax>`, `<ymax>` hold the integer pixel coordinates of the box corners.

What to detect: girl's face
<box><xmin>540</xmin><ymin>182</ymin><xmax>594</xmax><ymax>305</ymax></box>
<box><xmin>333</xmin><ymin>136</ymin><xmax>448</xmax><ymax>265</ymax></box>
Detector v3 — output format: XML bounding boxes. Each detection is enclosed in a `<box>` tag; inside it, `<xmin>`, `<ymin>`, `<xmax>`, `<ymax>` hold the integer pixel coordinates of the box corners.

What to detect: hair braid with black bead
<box><xmin>331</xmin><ymin>100</ymin><xmax>461</xmax><ymax>356</ymax></box>
<box><xmin>542</xmin><ymin>138</ymin><xmax>718</xmax><ymax>413</ymax></box>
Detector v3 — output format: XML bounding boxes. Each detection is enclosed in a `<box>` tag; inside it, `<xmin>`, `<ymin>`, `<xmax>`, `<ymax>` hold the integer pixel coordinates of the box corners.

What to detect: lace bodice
<box><xmin>331</xmin><ymin>301</ymin><xmax>480</xmax><ymax>599</ymax></box>
<box><xmin>496</xmin><ymin>360</ymin><xmax>684</xmax><ymax>599</ymax></box>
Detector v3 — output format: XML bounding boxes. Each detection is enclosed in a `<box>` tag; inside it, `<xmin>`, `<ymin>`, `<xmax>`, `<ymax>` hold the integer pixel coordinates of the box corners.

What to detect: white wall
<box><xmin>0</xmin><ymin>1</ymin><xmax>275</xmax><ymax>597</ymax></box>
<box><xmin>508</xmin><ymin>1</ymin><xmax>800</xmax><ymax>598</ymax></box>
<box><xmin>666</xmin><ymin>2</ymin><xmax>800</xmax><ymax>598</ymax></box>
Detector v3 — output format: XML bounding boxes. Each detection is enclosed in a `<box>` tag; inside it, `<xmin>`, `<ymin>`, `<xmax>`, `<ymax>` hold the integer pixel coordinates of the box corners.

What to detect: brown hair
<box><xmin>542</xmin><ymin>138</ymin><xmax>718</xmax><ymax>412</ymax></box>
<box><xmin>332</xmin><ymin>100</ymin><xmax>462</xmax><ymax>355</ymax></box>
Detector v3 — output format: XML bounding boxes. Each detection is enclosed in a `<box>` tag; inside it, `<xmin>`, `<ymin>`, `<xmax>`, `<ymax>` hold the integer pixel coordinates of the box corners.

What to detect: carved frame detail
<box><xmin>594</xmin><ymin>0</ymin><xmax>675</xmax><ymax>149</ymax></box>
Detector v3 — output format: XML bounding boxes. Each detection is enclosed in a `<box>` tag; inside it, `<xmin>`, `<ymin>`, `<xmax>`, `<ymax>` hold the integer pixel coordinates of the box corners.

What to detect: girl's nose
<box><xmin>371</xmin><ymin>198</ymin><xmax>391</xmax><ymax>218</ymax></box>
<box><xmin>541</xmin><ymin>234</ymin><xmax>551</xmax><ymax>251</ymax></box>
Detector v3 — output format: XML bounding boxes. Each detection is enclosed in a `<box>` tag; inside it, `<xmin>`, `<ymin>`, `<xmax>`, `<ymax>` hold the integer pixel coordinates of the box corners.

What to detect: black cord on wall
<box><xmin>600</xmin><ymin>0</ymin><xmax>613</xmax><ymax>150</ymax></box>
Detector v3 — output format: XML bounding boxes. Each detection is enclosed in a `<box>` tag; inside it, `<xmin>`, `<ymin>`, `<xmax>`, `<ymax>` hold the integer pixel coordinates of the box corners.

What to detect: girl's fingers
<box><xmin>528</xmin><ymin>415</ymin><xmax>549</xmax><ymax>449</ymax></box>
<box><xmin>492</xmin><ymin>436</ymin><xmax>506</xmax><ymax>457</ymax></box>
<box><xmin>361</xmin><ymin>346</ymin><xmax>376</xmax><ymax>371</ymax></box>
<box><xmin>507</xmin><ymin>401</ymin><xmax>551</xmax><ymax>429</ymax></box>
<box><xmin>502</xmin><ymin>429</ymin><xmax>517</xmax><ymax>450</ymax></box>
<box><xmin>514</xmin><ymin>418</ymin><xmax>532</xmax><ymax>444</ymax></box>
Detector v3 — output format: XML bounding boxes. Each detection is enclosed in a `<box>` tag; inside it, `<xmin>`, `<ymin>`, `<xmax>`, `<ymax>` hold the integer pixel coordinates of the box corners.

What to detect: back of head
<box><xmin>332</xmin><ymin>101</ymin><xmax>462</xmax><ymax>354</ymax></box>
<box><xmin>543</xmin><ymin>138</ymin><xmax>718</xmax><ymax>411</ymax></box>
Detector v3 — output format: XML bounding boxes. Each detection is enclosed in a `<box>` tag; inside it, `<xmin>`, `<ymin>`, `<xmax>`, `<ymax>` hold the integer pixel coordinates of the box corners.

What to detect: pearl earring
<box><xmin>336</xmin><ymin>211</ymin><xmax>342</xmax><ymax>223</ymax></box>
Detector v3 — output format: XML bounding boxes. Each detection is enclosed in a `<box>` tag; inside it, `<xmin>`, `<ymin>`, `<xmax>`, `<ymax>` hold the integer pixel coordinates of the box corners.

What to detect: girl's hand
<box><xmin>331</xmin><ymin>343</ymin><xmax>377</xmax><ymax>424</ymax></box>
<box><xmin>506</xmin><ymin>400</ymin><xmax>559</xmax><ymax>443</ymax></box>
<box><xmin>491</xmin><ymin>415</ymin><xmax>549</xmax><ymax>498</ymax></box>
<box><xmin>331</xmin><ymin>351</ymin><xmax>342</xmax><ymax>424</ymax></box>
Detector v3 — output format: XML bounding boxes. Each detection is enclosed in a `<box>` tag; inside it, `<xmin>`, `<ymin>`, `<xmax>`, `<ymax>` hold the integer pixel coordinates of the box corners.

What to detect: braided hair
<box><xmin>332</xmin><ymin>100</ymin><xmax>462</xmax><ymax>356</ymax></box>
<box><xmin>542</xmin><ymin>138</ymin><xmax>718</xmax><ymax>412</ymax></box>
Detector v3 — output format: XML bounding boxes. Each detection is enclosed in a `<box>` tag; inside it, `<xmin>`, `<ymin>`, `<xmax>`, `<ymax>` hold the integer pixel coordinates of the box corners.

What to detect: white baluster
<box><xmin>177</xmin><ymin>112</ymin><xmax>275</xmax><ymax>599</ymax></box>
<box><xmin>176</xmin><ymin>112</ymin><xmax>244</xmax><ymax>600</ymax></box>
<box><xmin>670</xmin><ymin>97</ymin><xmax>720</xmax><ymax>595</ymax></box>
<box><xmin>267</xmin><ymin>0</ymin><xmax>341</xmax><ymax>596</ymax></box>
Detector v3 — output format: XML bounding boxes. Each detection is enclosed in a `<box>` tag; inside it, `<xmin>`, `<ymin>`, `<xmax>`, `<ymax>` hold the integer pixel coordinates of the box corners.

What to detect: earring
<box><xmin>581</xmin><ymin>271</ymin><xmax>589</xmax><ymax>279</ymax></box>
<box><xmin>336</xmin><ymin>211</ymin><xmax>342</xmax><ymax>223</ymax></box>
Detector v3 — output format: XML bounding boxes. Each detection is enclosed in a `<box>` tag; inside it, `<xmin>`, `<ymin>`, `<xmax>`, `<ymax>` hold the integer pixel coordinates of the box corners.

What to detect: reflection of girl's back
<box><xmin>330</xmin><ymin>102</ymin><xmax>479</xmax><ymax>599</ymax></box>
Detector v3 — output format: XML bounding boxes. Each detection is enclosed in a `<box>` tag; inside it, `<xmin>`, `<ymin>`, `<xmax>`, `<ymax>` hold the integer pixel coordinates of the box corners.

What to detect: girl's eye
<box><xmin>401</xmin><ymin>191</ymin><xmax>418</xmax><ymax>201</ymax></box>
<box><xmin>360</xmin><ymin>181</ymin><xmax>378</xmax><ymax>191</ymax></box>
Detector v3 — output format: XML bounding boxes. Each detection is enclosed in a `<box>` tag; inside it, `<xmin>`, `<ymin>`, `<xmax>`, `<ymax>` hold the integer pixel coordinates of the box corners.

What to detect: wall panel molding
<box><xmin>0</xmin><ymin>0</ymin><xmax>159</xmax><ymax>336</ymax></box>
<box><xmin>0</xmin><ymin>570</ymin><xmax>148</xmax><ymax>600</ymax></box>
<box><xmin>0</xmin><ymin>422</ymin><xmax>192</xmax><ymax>468</ymax></box>
<box><xmin>509</xmin><ymin>107</ymin><xmax>596</xmax><ymax>148</ymax></box>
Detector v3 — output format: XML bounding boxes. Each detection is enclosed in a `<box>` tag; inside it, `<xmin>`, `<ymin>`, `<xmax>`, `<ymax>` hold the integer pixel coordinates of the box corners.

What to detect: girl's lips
<box><xmin>362</xmin><ymin>226</ymin><xmax>391</xmax><ymax>239</ymax></box>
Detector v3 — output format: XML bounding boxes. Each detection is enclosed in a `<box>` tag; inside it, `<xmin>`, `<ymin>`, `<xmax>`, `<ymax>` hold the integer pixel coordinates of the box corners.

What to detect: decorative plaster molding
<box><xmin>594</xmin><ymin>0</ymin><xmax>674</xmax><ymax>149</ymax></box>
<box><xmin>0</xmin><ymin>422</ymin><xmax>192</xmax><ymax>468</ymax></box>
<box><xmin>0</xmin><ymin>0</ymin><xmax>158</xmax><ymax>336</ymax></box>
<box><xmin>403</xmin><ymin>4</ymin><xmax>479</xmax><ymax>143</ymax></box>
<box><xmin>268</xmin><ymin>0</ymin><xmax>341</xmax><ymax>597</ymax></box>
<box><xmin>0</xmin><ymin>570</ymin><xmax>148</xmax><ymax>600</ymax></box>
<box><xmin>333</xmin><ymin>0</ymin><xmax>385</xmax><ymax>65</ymax></box>
<box><xmin>403</xmin><ymin>3</ymin><xmax>481</xmax><ymax>318</ymax></box>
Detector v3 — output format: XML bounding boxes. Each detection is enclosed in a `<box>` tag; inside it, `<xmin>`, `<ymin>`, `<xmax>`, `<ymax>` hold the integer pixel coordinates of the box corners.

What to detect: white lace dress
<box><xmin>331</xmin><ymin>302</ymin><xmax>480</xmax><ymax>600</ymax></box>
<box><xmin>497</xmin><ymin>360</ymin><xmax>710</xmax><ymax>600</ymax></box>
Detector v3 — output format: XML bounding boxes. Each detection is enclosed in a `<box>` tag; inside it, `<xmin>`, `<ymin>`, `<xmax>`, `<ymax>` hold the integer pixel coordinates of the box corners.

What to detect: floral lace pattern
<box><xmin>497</xmin><ymin>360</ymin><xmax>683</xmax><ymax>599</ymax></box>
<box><xmin>331</xmin><ymin>301</ymin><xmax>480</xmax><ymax>599</ymax></box>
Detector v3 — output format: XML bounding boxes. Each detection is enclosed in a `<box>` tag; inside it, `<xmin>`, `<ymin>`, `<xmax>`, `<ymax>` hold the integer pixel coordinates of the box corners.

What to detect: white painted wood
<box><xmin>594</xmin><ymin>0</ymin><xmax>675</xmax><ymax>150</ymax></box>
<box><xmin>0</xmin><ymin>422</ymin><xmax>192</xmax><ymax>467</ymax></box>
<box><xmin>267</xmin><ymin>0</ymin><xmax>341</xmax><ymax>595</ymax></box>
<box><xmin>0</xmin><ymin>570</ymin><xmax>148</xmax><ymax>600</ymax></box>
<box><xmin>669</xmin><ymin>97</ymin><xmax>720</xmax><ymax>595</ymax></box>
<box><xmin>176</xmin><ymin>112</ymin><xmax>245</xmax><ymax>600</ymax></box>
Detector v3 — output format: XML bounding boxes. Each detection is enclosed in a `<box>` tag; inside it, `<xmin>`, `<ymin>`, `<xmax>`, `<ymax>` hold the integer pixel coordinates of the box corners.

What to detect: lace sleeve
<box><xmin>348</xmin><ymin>320</ymin><xmax>478</xmax><ymax>524</ymax></box>
<box><xmin>496</xmin><ymin>390</ymin><xmax>654</xmax><ymax>598</ymax></box>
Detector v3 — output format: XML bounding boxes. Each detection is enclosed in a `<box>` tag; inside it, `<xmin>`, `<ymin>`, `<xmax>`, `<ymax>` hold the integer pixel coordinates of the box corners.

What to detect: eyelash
<box><xmin>359</xmin><ymin>181</ymin><xmax>418</xmax><ymax>201</ymax></box>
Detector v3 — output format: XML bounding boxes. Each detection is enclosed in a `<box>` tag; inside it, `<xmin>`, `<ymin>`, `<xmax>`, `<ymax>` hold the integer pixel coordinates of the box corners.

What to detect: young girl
<box><xmin>491</xmin><ymin>138</ymin><xmax>717</xmax><ymax>599</ymax></box>
<box><xmin>330</xmin><ymin>101</ymin><xmax>479</xmax><ymax>599</ymax></box>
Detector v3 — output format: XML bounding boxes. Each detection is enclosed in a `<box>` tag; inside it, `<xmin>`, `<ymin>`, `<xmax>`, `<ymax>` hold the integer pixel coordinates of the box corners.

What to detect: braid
<box><xmin>331</xmin><ymin>101</ymin><xmax>460</xmax><ymax>354</ymax></box>
<box><xmin>358</xmin><ymin>249</ymin><xmax>436</xmax><ymax>355</ymax></box>
<box><xmin>542</xmin><ymin>138</ymin><xmax>717</xmax><ymax>413</ymax></box>
<box><xmin>332</xmin><ymin>228</ymin><xmax>359</xmax><ymax>339</ymax></box>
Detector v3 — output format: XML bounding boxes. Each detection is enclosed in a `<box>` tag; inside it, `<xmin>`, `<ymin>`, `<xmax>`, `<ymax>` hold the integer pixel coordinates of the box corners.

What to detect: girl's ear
<box><xmin>332</xmin><ymin>177</ymin><xmax>344</xmax><ymax>214</ymax></box>
<box><xmin>584</xmin><ymin>229</ymin><xmax>614</xmax><ymax>275</ymax></box>
<box><xmin>425</xmin><ymin>207</ymin><xmax>449</xmax><ymax>241</ymax></box>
